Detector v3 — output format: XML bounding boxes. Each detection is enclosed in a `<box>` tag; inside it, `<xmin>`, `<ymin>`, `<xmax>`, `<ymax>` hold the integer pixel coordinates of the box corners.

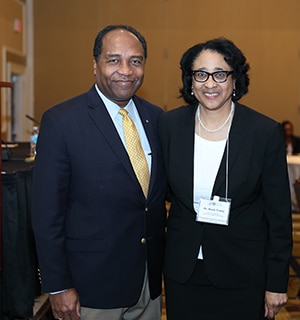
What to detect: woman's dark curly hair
<box><xmin>179</xmin><ymin>38</ymin><xmax>250</xmax><ymax>104</ymax></box>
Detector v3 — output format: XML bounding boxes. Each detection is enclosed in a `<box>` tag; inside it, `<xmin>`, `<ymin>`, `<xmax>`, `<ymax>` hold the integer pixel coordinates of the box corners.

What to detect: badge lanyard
<box><xmin>196</xmin><ymin>104</ymin><xmax>234</xmax><ymax>225</ymax></box>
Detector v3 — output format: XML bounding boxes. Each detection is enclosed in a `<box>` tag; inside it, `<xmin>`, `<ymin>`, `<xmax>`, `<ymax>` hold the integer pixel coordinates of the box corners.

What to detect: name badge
<box><xmin>196</xmin><ymin>196</ymin><xmax>231</xmax><ymax>226</ymax></box>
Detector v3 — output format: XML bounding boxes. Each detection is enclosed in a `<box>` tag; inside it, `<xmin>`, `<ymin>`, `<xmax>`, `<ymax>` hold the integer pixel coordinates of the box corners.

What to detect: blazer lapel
<box><xmin>176</xmin><ymin>104</ymin><xmax>198</xmax><ymax>211</ymax></box>
<box><xmin>213</xmin><ymin>103</ymin><xmax>246</xmax><ymax>196</ymax></box>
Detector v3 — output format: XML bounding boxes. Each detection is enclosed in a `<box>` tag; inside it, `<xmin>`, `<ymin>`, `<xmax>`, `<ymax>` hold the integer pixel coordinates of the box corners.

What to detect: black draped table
<box><xmin>1</xmin><ymin>142</ymin><xmax>41</xmax><ymax>320</ymax></box>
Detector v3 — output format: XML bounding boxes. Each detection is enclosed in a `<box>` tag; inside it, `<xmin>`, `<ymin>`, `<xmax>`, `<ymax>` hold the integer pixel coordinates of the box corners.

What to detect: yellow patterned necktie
<box><xmin>119</xmin><ymin>108</ymin><xmax>150</xmax><ymax>197</ymax></box>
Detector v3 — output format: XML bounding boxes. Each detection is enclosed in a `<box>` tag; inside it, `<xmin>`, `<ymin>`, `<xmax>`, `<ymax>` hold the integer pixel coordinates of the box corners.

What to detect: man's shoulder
<box><xmin>133</xmin><ymin>95</ymin><xmax>163</xmax><ymax>113</ymax></box>
<box><xmin>45</xmin><ymin>87</ymin><xmax>95</xmax><ymax>114</ymax></box>
<box><xmin>161</xmin><ymin>104</ymin><xmax>195</xmax><ymax>121</ymax></box>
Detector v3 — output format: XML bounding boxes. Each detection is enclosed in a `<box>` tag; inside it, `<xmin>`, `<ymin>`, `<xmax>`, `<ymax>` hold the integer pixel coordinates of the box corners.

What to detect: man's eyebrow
<box><xmin>105</xmin><ymin>54</ymin><xmax>144</xmax><ymax>60</ymax></box>
<box><xmin>130</xmin><ymin>55</ymin><xmax>144</xmax><ymax>59</ymax></box>
<box><xmin>105</xmin><ymin>54</ymin><xmax>121</xmax><ymax>58</ymax></box>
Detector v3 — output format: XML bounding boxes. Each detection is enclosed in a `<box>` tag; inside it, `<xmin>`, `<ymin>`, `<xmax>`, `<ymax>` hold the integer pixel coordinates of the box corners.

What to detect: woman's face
<box><xmin>283</xmin><ymin>123</ymin><xmax>293</xmax><ymax>138</ymax></box>
<box><xmin>192</xmin><ymin>50</ymin><xmax>235</xmax><ymax>111</ymax></box>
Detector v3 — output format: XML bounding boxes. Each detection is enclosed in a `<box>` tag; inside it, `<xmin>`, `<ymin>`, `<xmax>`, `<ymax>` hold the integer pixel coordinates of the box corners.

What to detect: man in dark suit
<box><xmin>31</xmin><ymin>25</ymin><xmax>167</xmax><ymax>320</ymax></box>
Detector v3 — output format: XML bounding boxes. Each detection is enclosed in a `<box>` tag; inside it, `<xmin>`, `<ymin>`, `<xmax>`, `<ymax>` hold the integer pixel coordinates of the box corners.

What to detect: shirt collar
<box><xmin>94</xmin><ymin>83</ymin><xmax>135</xmax><ymax>118</ymax></box>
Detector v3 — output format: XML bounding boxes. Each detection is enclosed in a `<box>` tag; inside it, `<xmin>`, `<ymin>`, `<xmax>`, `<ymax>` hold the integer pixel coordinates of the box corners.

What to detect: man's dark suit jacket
<box><xmin>158</xmin><ymin>102</ymin><xmax>292</xmax><ymax>293</ymax></box>
<box><xmin>31</xmin><ymin>85</ymin><xmax>167</xmax><ymax>309</ymax></box>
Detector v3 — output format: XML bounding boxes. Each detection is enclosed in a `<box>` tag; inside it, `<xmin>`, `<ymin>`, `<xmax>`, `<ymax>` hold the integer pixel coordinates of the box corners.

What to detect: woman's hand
<box><xmin>264</xmin><ymin>290</ymin><xmax>287</xmax><ymax>319</ymax></box>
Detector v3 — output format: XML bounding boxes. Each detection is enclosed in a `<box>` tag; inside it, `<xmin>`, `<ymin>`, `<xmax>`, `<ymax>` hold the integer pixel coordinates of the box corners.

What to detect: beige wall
<box><xmin>0</xmin><ymin>0</ymin><xmax>24</xmax><ymax>78</ymax></box>
<box><xmin>13</xmin><ymin>0</ymin><xmax>300</xmax><ymax>135</ymax></box>
<box><xmin>0</xmin><ymin>0</ymin><xmax>26</xmax><ymax>140</ymax></box>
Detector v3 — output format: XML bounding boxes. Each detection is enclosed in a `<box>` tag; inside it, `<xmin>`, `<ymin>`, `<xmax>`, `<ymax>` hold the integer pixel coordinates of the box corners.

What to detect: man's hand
<box><xmin>49</xmin><ymin>288</ymin><xmax>80</xmax><ymax>320</ymax></box>
<box><xmin>264</xmin><ymin>290</ymin><xmax>287</xmax><ymax>319</ymax></box>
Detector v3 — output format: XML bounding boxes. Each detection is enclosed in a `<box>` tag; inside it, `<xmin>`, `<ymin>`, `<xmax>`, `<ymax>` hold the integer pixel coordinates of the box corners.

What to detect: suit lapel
<box><xmin>86</xmin><ymin>86</ymin><xmax>138</xmax><ymax>184</ymax></box>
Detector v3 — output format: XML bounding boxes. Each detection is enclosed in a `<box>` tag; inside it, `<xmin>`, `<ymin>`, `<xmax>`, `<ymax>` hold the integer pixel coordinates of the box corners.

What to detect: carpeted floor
<box><xmin>33</xmin><ymin>214</ymin><xmax>300</xmax><ymax>320</ymax></box>
<box><xmin>279</xmin><ymin>213</ymin><xmax>300</xmax><ymax>320</ymax></box>
<box><xmin>161</xmin><ymin>213</ymin><xmax>300</xmax><ymax>320</ymax></box>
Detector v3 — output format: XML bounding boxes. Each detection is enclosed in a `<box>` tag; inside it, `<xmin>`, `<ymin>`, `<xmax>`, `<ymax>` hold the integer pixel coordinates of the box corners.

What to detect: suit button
<box><xmin>145</xmin><ymin>207</ymin><xmax>148</xmax><ymax>212</ymax></box>
<box><xmin>141</xmin><ymin>238</ymin><xmax>146</xmax><ymax>244</ymax></box>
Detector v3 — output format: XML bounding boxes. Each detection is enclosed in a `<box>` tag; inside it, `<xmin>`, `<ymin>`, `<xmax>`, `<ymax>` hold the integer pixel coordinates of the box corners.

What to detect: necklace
<box><xmin>197</xmin><ymin>104</ymin><xmax>234</xmax><ymax>133</ymax></box>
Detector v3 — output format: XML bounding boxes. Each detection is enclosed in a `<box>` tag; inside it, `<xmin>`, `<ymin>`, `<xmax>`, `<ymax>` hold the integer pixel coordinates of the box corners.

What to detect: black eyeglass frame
<box><xmin>191</xmin><ymin>70</ymin><xmax>233</xmax><ymax>83</ymax></box>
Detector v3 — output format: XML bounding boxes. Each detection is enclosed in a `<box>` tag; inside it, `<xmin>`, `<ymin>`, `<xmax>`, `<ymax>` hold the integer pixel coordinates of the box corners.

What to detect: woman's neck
<box><xmin>195</xmin><ymin>102</ymin><xmax>234</xmax><ymax>141</ymax></box>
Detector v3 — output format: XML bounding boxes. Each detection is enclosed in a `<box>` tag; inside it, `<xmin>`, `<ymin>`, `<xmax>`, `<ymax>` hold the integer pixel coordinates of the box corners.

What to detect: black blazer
<box><xmin>158</xmin><ymin>102</ymin><xmax>292</xmax><ymax>293</ymax></box>
<box><xmin>31</xmin><ymin>86</ymin><xmax>167</xmax><ymax>308</ymax></box>
<box><xmin>287</xmin><ymin>135</ymin><xmax>300</xmax><ymax>154</ymax></box>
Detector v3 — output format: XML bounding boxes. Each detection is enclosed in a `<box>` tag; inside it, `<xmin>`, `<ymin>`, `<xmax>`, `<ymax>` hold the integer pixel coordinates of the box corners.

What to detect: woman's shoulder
<box><xmin>235</xmin><ymin>103</ymin><xmax>279</xmax><ymax>128</ymax></box>
<box><xmin>161</xmin><ymin>104</ymin><xmax>196</xmax><ymax>120</ymax></box>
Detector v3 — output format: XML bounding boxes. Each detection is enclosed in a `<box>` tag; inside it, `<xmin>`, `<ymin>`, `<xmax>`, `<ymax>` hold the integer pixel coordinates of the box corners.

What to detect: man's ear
<box><xmin>93</xmin><ymin>59</ymin><xmax>97</xmax><ymax>76</ymax></box>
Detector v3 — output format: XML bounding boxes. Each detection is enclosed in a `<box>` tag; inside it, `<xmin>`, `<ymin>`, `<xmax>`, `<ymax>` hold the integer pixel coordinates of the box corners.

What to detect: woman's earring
<box><xmin>232</xmin><ymin>89</ymin><xmax>236</xmax><ymax>97</ymax></box>
<box><xmin>191</xmin><ymin>88</ymin><xmax>194</xmax><ymax>95</ymax></box>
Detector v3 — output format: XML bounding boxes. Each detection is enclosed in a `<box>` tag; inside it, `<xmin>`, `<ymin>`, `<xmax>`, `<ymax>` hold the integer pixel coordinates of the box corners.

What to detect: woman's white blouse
<box><xmin>193</xmin><ymin>134</ymin><xmax>227</xmax><ymax>259</ymax></box>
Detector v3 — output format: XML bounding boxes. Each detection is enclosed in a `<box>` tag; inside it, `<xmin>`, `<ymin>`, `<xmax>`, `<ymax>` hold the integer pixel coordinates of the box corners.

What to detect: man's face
<box><xmin>93</xmin><ymin>29</ymin><xmax>145</xmax><ymax>108</ymax></box>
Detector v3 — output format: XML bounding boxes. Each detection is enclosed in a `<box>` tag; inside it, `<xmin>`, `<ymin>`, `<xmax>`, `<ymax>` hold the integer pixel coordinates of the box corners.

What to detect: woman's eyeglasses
<box><xmin>192</xmin><ymin>70</ymin><xmax>233</xmax><ymax>83</ymax></box>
